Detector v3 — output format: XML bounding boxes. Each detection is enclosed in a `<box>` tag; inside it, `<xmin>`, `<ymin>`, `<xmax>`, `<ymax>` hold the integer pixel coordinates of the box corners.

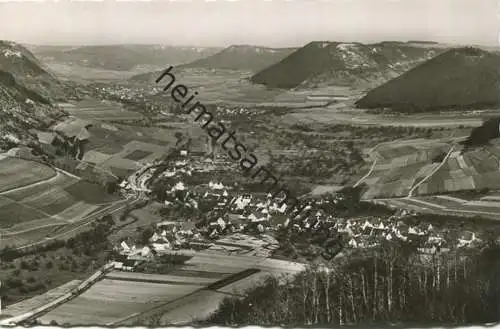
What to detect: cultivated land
<box><xmin>354</xmin><ymin>134</ymin><xmax>500</xmax><ymax>219</ymax></box>
<box><xmin>131</xmin><ymin>68</ymin><xmax>335</xmax><ymax>107</ymax></box>
<box><xmin>7</xmin><ymin>41</ymin><xmax>500</xmax><ymax>328</ymax></box>
<box><xmin>0</xmin><ymin>157</ymin><xmax>124</xmax><ymax>248</ymax></box>
<box><xmin>282</xmin><ymin>103</ymin><xmax>492</xmax><ymax>128</ymax></box>
<box><xmin>58</xmin><ymin>99</ymin><xmax>144</xmax><ymax>122</ymax></box>
<box><xmin>0</xmin><ymin>157</ymin><xmax>56</xmax><ymax>193</ymax></box>
<box><xmin>37</xmin><ymin>252</ymin><xmax>305</xmax><ymax>326</ymax></box>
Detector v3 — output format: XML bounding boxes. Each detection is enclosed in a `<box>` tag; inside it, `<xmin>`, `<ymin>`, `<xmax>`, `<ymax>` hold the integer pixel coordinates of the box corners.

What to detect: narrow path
<box><xmin>406</xmin><ymin>144</ymin><xmax>455</xmax><ymax>198</ymax></box>
<box><xmin>0</xmin><ymin>172</ymin><xmax>61</xmax><ymax>195</ymax></box>
<box><xmin>353</xmin><ymin>158</ymin><xmax>377</xmax><ymax>187</ymax></box>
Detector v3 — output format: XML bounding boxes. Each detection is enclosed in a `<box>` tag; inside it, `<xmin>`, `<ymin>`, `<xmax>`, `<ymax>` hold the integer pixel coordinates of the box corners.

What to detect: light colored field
<box><xmin>53</xmin><ymin>117</ymin><xmax>92</xmax><ymax>136</ymax></box>
<box><xmin>44</xmin><ymin>63</ymin><xmax>145</xmax><ymax>82</ymax></box>
<box><xmin>216</xmin><ymin>271</ymin><xmax>273</xmax><ymax>295</ymax></box>
<box><xmin>283</xmin><ymin>106</ymin><xmax>486</xmax><ymax>128</ymax></box>
<box><xmin>39</xmin><ymin>279</ymin><xmax>202</xmax><ymax>325</ymax></box>
<box><xmin>63</xmin><ymin>100</ymin><xmax>143</xmax><ymax>122</ymax></box>
<box><xmin>82</xmin><ymin>150</ymin><xmax>113</xmax><ymax>164</ymax></box>
<box><xmin>101</xmin><ymin>156</ymin><xmax>141</xmax><ymax>171</ymax></box>
<box><xmin>0</xmin><ymin>158</ymin><xmax>56</xmax><ymax>193</ymax></box>
<box><xmin>3</xmin><ymin>280</ymin><xmax>82</xmax><ymax>318</ymax></box>
<box><xmin>378</xmin><ymin>194</ymin><xmax>500</xmax><ymax>219</ymax></box>
<box><xmin>116</xmin><ymin>140</ymin><xmax>168</xmax><ymax>163</ymax></box>
<box><xmin>35</xmin><ymin>252</ymin><xmax>306</xmax><ymax>325</ymax></box>
<box><xmin>158</xmin><ymin>290</ymin><xmax>228</xmax><ymax>325</ymax></box>
<box><xmin>57</xmin><ymin>201</ymin><xmax>100</xmax><ymax>223</ymax></box>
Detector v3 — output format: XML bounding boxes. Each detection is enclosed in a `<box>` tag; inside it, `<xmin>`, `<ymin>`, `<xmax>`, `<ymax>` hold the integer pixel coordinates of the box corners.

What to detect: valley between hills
<box><xmin>2</xmin><ymin>38</ymin><xmax>500</xmax><ymax>326</ymax></box>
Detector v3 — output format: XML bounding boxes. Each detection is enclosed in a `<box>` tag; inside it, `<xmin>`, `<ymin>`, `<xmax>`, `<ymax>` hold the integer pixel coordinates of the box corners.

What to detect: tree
<box><xmin>138</xmin><ymin>227</ymin><xmax>154</xmax><ymax>245</ymax></box>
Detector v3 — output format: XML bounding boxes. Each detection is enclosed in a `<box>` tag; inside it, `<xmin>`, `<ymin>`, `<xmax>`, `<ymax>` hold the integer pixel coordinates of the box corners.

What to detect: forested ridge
<box><xmin>204</xmin><ymin>241</ymin><xmax>500</xmax><ymax>326</ymax></box>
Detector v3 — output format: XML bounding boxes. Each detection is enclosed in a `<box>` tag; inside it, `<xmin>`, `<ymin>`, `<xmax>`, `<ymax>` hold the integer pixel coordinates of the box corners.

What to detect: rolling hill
<box><xmin>179</xmin><ymin>44</ymin><xmax>297</xmax><ymax>71</ymax></box>
<box><xmin>0</xmin><ymin>40</ymin><xmax>80</xmax><ymax>101</ymax></box>
<box><xmin>355</xmin><ymin>47</ymin><xmax>500</xmax><ymax>112</ymax></box>
<box><xmin>250</xmin><ymin>41</ymin><xmax>446</xmax><ymax>90</ymax></box>
<box><xmin>28</xmin><ymin>44</ymin><xmax>223</xmax><ymax>72</ymax></box>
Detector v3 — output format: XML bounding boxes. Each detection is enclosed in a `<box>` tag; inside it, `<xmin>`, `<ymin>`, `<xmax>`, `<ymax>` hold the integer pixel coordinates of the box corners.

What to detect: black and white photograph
<box><xmin>0</xmin><ymin>0</ymin><xmax>499</xmax><ymax>327</ymax></box>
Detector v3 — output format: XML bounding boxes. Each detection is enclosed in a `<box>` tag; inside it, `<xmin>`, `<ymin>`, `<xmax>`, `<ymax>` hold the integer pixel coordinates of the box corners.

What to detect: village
<box><xmin>110</xmin><ymin>140</ymin><xmax>486</xmax><ymax>273</ymax></box>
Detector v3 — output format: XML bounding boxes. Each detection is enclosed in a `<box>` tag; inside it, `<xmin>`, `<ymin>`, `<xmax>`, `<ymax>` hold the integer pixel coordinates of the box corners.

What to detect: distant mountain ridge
<box><xmin>128</xmin><ymin>44</ymin><xmax>298</xmax><ymax>83</ymax></box>
<box><xmin>250</xmin><ymin>41</ymin><xmax>447</xmax><ymax>90</ymax></box>
<box><xmin>356</xmin><ymin>47</ymin><xmax>500</xmax><ymax>112</ymax></box>
<box><xmin>179</xmin><ymin>44</ymin><xmax>297</xmax><ymax>71</ymax></box>
<box><xmin>28</xmin><ymin>44</ymin><xmax>223</xmax><ymax>72</ymax></box>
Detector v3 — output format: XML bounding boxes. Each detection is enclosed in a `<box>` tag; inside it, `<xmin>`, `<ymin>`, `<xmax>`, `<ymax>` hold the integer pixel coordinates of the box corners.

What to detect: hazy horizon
<box><xmin>0</xmin><ymin>0</ymin><xmax>497</xmax><ymax>48</ymax></box>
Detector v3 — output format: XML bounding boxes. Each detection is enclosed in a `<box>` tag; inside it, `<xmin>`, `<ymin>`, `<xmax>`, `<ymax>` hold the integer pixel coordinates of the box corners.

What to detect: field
<box><xmin>358</xmin><ymin>135</ymin><xmax>500</xmax><ymax>200</ymax></box>
<box><xmin>3</xmin><ymin>280</ymin><xmax>83</xmax><ymax>318</ymax></box>
<box><xmin>59</xmin><ymin>100</ymin><xmax>144</xmax><ymax>122</ymax></box>
<box><xmin>0</xmin><ymin>158</ymin><xmax>123</xmax><ymax>248</ymax></box>
<box><xmin>38</xmin><ymin>252</ymin><xmax>305</xmax><ymax>325</ymax></box>
<box><xmin>137</xmin><ymin>68</ymin><xmax>337</xmax><ymax>107</ymax></box>
<box><xmin>40</xmin><ymin>63</ymin><xmax>148</xmax><ymax>83</ymax></box>
<box><xmin>360</xmin><ymin>140</ymin><xmax>451</xmax><ymax>199</ymax></box>
<box><xmin>71</xmin><ymin>122</ymin><xmax>175</xmax><ymax>178</ymax></box>
<box><xmin>282</xmin><ymin>105</ymin><xmax>491</xmax><ymax>128</ymax></box>
<box><xmin>416</xmin><ymin>146</ymin><xmax>500</xmax><ymax>195</ymax></box>
<box><xmin>376</xmin><ymin>194</ymin><xmax>500</xmax><ymax>219</ymax></box>
<box><xmin>0</xmin><ymin>157</ymin><xmax>56</xmax><ymax>193</ymax></box>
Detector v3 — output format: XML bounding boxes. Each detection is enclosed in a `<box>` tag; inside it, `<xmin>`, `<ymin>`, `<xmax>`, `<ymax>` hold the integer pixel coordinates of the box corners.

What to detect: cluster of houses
<box><xmin>115</xmin><ymin>138</ymin><xmax>487</xmax><ymax>270</ymax></box>
<box><xmin>332</xmin><ymin>215</ymin><xmax>482</xmax><ymax>252</ymax></box>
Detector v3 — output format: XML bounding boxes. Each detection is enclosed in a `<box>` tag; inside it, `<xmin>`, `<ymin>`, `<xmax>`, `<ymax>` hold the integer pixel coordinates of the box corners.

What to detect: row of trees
<box><xmin>205</xmin><ymin>242</ymin><xmax>500</xmax><ymax>326</ymax></box>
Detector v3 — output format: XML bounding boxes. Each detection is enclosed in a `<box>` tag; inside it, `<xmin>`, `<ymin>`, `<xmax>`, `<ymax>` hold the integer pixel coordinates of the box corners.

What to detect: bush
<box><xmin>6</xmin><ymin>278</ymin><xmax>23</xmax><ymax>288</ymax></box>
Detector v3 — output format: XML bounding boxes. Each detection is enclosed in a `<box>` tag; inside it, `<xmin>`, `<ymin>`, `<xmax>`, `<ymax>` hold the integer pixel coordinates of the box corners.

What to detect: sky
<box><xmin>0</xmin><ymin>0</ymin><xmax>498</xmax><ymax>48</ymax></box>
